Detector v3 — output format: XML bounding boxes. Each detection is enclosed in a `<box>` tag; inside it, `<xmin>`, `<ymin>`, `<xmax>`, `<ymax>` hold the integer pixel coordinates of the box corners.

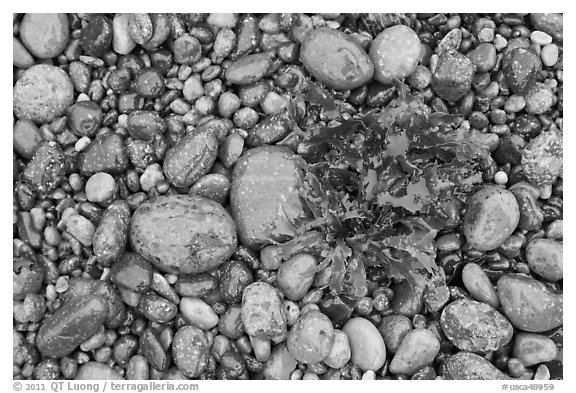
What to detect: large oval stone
<box><xmin>19</xmin><ymin>13</ymin><xmax>69</xmax><ymax>59</ymax></box>
<box><xmin>342</xmin><ymin>317</ymin><xmax>386</xmax><ymax>372</ymax></box>
<box><xmin>13</xmin><ymin>64</ymin><xmax>74</xmax><ymax>124</ymax></box>
<box><xmin>300</xmin><ymin>27</ymin><xmax>374</xmax><ymax>90</ymax></box>
<box><xmin>463</xmin><ymin>186</ymin><xmax>520</xmax><ymax>251</ymax></box>
<box><xmin>369</xmin><ymin>24</ymin><xmax>421</xmax><ymax>84</ymax></box>
<box><xmin>441</xmin><ymin>351</ymin><xmax>511</xmax><ymax>380</ymax></box>
<box><xmin>230</xmin><ymin>145</ymin><xmax>305</xmax><ymax>250</ymax></box>
<box><xmin>129</xmin><ymin>194</ymin><xmax>237</xmax><ymax>274</ymax></box>
<box><xmin>440</xmin><ymin>299</ymin><xmax>513</xmax><ymax>354</ymax></box>
<box><xmin>497</xmin><ymin>274</ymin><xmax>563</xmax><ymax>333</ymax></box>
<box><xmin>525</xmin><ymin>238</ymin><xmax>563</xmax><ymax>282</ymax></box>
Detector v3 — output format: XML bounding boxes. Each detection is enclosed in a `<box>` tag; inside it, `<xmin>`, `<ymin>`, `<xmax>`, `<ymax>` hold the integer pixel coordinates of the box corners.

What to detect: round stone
<box><xmin>13</xmin><ymin>65</ymin><xmax>74</xmax><ymax>124</ymax></box>
<box><xmin>79</xmin><ymin>15</ymin><xmax>113</xmax><ymax>57</ymax></box>
<box><xmin>85</xmin><ymin>173</ymin><xmax>117</xmax><ymax>203</ymax></box>
<box><xmin>467</xmin><ymin>43</ymin><xmax>497</xmax><ymax>73</ymax></box>
<box><xmin>19</xmin><ymin>13</ymin><xmax>69</xmax><ymax>59</ymax></box>
<box><xmin>525</xmin><ymin>83</ymin><xmax>555</xmax><ymax>115</ymax></box>
<box><xmin>541</xmin><ymin>44</ymin><xmax>559</xmax><ymax>67</ymax></box>
<box><xmin>66</xmin><ymin>101</ymin><xmax>103</xmax><ymax>137</ymax></box>
<box><xmin>369</xmin><ymin>24</ymin><xmax>421</xmax><ymax>84</ymax></box>
<box><xmin>525</xmin><ymin>238</ymin><xmax>563</xmax><ymax>281</ymax></box>
<box><xmin>502</xmin><ymin>48</ymin><xmax>542</xmax><ymax>95</ymax></box>
<box><xmin>432</xmin><ymin>51</ymin><xmax>476</xmax><ymax>102</ymax></box>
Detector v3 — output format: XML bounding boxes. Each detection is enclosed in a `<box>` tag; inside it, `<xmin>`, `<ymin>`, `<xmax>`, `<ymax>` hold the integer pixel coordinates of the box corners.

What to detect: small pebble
<box><xmin>85</xmin><ymin>172</ymin><xmax>116</xmax><ymax>203</ymax></box>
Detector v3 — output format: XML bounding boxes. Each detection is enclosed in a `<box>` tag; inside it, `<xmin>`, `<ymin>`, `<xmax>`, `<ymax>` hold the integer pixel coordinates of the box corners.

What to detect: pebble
<box><xmin>521</xmin><ymin>129</ymin><xmax>562</xmax><ymax>187</ymax></box>
<box><xmin>172</xmin><ymin>326</ymin><xmax>210</xmax><ymax>378</ymax></box>
<box><xmin>504</xmin><ymin>95</ymin><xmax>526</xmax><ymax>113</ymax></box>
<box><xmin>494</xmin><ymin>171</ymin><xmax>508</xmax><ymax>185</ymax></box>
<box><xmin>530</xmin><ymin>14</ymin><xmax>563</xmax><ymax>43</ymax></box>
<box><xmin>342</xmin><ymin>317</ymin><xmax>386</xmax><ymax>372</ymax></box>
<box><xmin>441</xmin><ymin>351</ymin><xmax>510</xmax><ymax>380</ymax></box>
<box><xmin>287</xmin><ymin>311</ymin><xmax>334</xmax><ymax>364</ymax></box>
<box><xmin>301</xmin><ymin>27</ymin><xmax>374</xmax><ymax>90</ymax></box>
<box><xmin>463</xmin><ymin>186</ymin><xmax>520</xmax><ymax>251</ymax></box>
<box><xmin>378</xmin><ymin>314</ymin><xmax>412</xmax><ymax>354</ymax></box>
<box><xmin>66</xmin><ymin>215</ymin><xmax>96</xmax><ymax>247</ymax></box>
<box><xmin>172</xmin><ymin>34</ymin><xmax>202</xmax><ymax>65</ymax></box>
<box><xmin>525</xmin><ymin>238</ymin><xmax>563</xmax><ymax>281</ymax></box>
<box><xmin>546</xmin><ymin>220</ymin><xmax>563</xmax><ymax>240</ymax></box>
<box><xmin>389</xmin><ymin>328</ymin><xmax>440</xmax><ymax>376</ymax></box>
<box><xmin>502</xmin><ymin>48</ymin><xmax>542</xmax><ymax>95</ymax></box>
<box><xmin>138</xmin><ymin>292</ymin><xmax>177</xmax><ymax>324</ymax></box>
<box><xmin>19</xmin><ymin>13</ymin><xmax>69</xmax><ymax>59</ymax></box>
<box><xmin>163</xmin><ymin>128</ymin><xmax>218</xmax><ymax>188</ymax></box>
<box><xmin>323</xmin><ymin>329</ymin><xmax>351</xmax><ymax>369</ymax></box>
<box><xmin>13</xmin><ymin>119</ymin><xmax>43</xmax><ymax>159</ymax></box>
<box><xmin>541</xmin><ymin>44</ymin><xmax>559</xmax><ymax>67</ymax></box>
<box><xmin>36</xmin><ymin>295</ymin><xmax>108</xmax><ymax>358</ymax></box>
<box><xmin>513</xmin><ymin>333</ymin><xmax>558</xmax><ymax>367</ymax></box>
<box><xmin>180</xmin><ymin>297</ymin><xmax>219</xmax><ymax>330</ymax></box>
<box><xmin>127</xmin><ymin>110</ymin><xmax>165</xmax><ymax>141</ymax></box>
<box><xmin>530</xmin><ymin>31</ymin><xmax>553</xmax><ymax>46</ymax></box>
<box><xmin>524</xmin><ymin>83</ymin><xmax>555</xmax><ymax>114</ymax></box>
<box><xmin>85</xmin><ymin>172</ymin><xmax>116</xmax><ymax>203</ymax></box>
<box><xmin>130</xmin><ymin>194</ymin><xmax>237</xmax><ymax>274</ymax></box>
<box><xmin>112</xmin><ymin>14</ymin><xmax>136</xmax><ymax>55</ymax></box>
<box><xmin>13</xmin><ymin>37</ymin><xmax>34</xmax><ymax>69</ymax></box>
<box><xmin>225</xmin><ymin>53</ymin><xmax>273</xmax><ymax>85</ymax></box>
<box><xmin>75</xmin><ymin>362</ymin><xmax>123</xmax><ymax>380</ymax></box>
<box><xmin>441</xmin><ymin>299</ymin><xmax>512</xmax><ymax>353</ymax></box>
<box><xmin>189</xmin><ymin>174</ymin><xmax>230</xmax><ymax>205</ymax></box>
<box><xmin>461</xmin><ymin>263</ymin><xmax>500</xmax><ymax>309</ymax></box>
<box><xmin>129</xmin><ymin>13</ymin><xmax>153</xmax><ymax>45</ymax></box>
<box><xmin>13</xmin><ymin>65</ymin><xmax>74</xmax><ymax>124</ymax></box>
<box><xmin>467</xmin><ymin>43</ymin><xmax>497</xmax><ymax>72</ymax></box>
<box><xmin>139</xmin><ymin>163</ymin><xmax>164</xmax><ymax>192</ymax></box>
<box><xmin>263</xmin><ymin>343</ymin><xmax>297</xmax><ymax>380</ymax></box>
<box><xmin>241</xmin><ymin>282</ymin><xmax>287</xmax><ymax>341</ymax></box>
<box><xmin>22</xmin><ymin>142</ymin><xmax>65</xmax><ymax>194</ymax></box>
<box><xmin>276</xmin><ymin>253</ymin><xmax>317</xmax><ymax>301</ymax></box>
<box><xmin>230</xmin><ymin>145</ymin><xmax>305</xmax><ymax>249</ymax></box>
<box><xmin>93</xmin><ymin>200</ymin><xmax>131</xmax><ymax>265</ymax></box>
<box><xmin>218</xmin><ymin>92</ymin><xmax>242</xmax><ymax>118</ymax></box>
<box><xmin>207</xmin><ymin>13</ymin><xmax>238</xmax><ymax>29</ymax></box>
<box><xmin>369</xmin><ymin>24</ymin><xmax>421</xmax><ymax>84</ymax></box>
<box><xmin>79</xmin><ymin>15</ymin><xmax>113</xmax><ymax>57</ymax></box>
<box><xmin>436</xmin><ymin>28</ymin><xmax>462</xmax><ymax>55</ymax></box>
<box><xmin>220</xmin><ymin>259</ymin><xmax>253</xmax><ymax>304</ymax></box>
<box><xmin>79</xmin><ymin>133</ymin><xmax>129</xmax><ymax>176</ymax></box>
<box><xmin>218</xmin><ymin>133</ymin><xmax>245</xmax><ymax>168</ymax></box>
<box><xmin>133</xmin><ymin>68</ymin><xmax>165</xmax><ymax>99</ymax></box>
<box><xmin>497</xmin><ymin>274</ymin><xmax>563</xmax><ymax>332</ymax></box>
<box><xmin>432</xmin><ymin>51</ymin><xmax>476</xmax><ymax>102</ymax></box>
<box><xmin>390</xmin><ymin>279</ymin><xmax>425</xmax><ymax>317</ymax></box>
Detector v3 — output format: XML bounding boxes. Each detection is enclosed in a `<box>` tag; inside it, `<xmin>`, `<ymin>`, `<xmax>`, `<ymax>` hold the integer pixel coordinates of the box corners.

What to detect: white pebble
<box><xmin>85</xmin><ymin>172</ymin><xmax>117</xmax><ymax>203</ymax></box>
<box><xmin>74</xmin><ymin>136</ymin><xmax>91</xmax><ymax>152</ymax></box>
<box><xmin>140</xmin><ymin>163</ymin><xmax>165</xmax><ymax>192</ymax></box>
<box><xmin>362</xmin><ymin>370</ymin><xmax>376</xmax><ymax>380</ymax></box>
<box><xmin>530</xmin><ymin>31</ymin><xmax>553</xmax><ymax>46</ymax></box>
<box><xmin>494</xmin><ymin>171</ymin><xmax>508</xmax><ymax>185</ymax></box>
<box><xmin>541</xmin><ymin>44</ymin><xmax>559</xmax><ymax>67</ymax></box>
<box><xmin>539</xmin><ymin>185</ymin><xmax>553</xmax><ymax>200</ymax></box>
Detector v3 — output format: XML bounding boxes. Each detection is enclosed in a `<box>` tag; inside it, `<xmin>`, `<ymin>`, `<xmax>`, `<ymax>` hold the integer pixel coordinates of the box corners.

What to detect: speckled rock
<box><xmin>497</xmin><ymin>274</ymin><xmax>563</xmax><ymax>332</ymax></box>
<box><xmin>524</xmin><ymin>83</ymin><xmax>555</xmax><ymax>115</ymax></box>
<box><xmin>263</xmin><ymin>343</ymin><xmax>297</xmax><ymax>380</ymax></box>
<box><xmin>342</xmin><ymin>317</ymin><xmax>386</xmax><ymax>372</ymax></box>
<box><xmin>22</xmin><ymin>142</ymin><xmax>65</xmax><ymax>195</ymax></box>
<box><xmin>79</xmin><ymin>15</ymin><xmax>113</xmax><ymax>57</ymax></box>
<box><xmin>129</xmin><ymin>194</ymin><xmax>237</xmax><ymax>274</ymax></box>
<box><xmin>180</xmin><ymin>297</ymin><xmax>219</xmax><ymax>330</ymax></box>
<box><xmin>79</xmin><ymin>133</ymin><xmax>129</xmax><ymax>176</ymax></box>
<box><xmin>441</xmin><ymin>352</ymin><xmax>511</xmax><ymax>380</ymax></box>
<box><xmin>225</xmin><ymin>53</ymin><xmax>273</xmax><ymax>85</ymax></box>
<box><xmin>19</xmin><ymin>13</ymin><xmax>69</xmax><ymax>59</ymax></box>
<box><xmin>287</xmin><ymin>311</ymin><xmax>334</xmax><ymax>364</ymax></box>
<box><xmin>301</xmin><ymin>27</ymin><xmax>374</xmax><ymax>90</ymax></box>
<box><xmin>389</xmin><ymin>328</ymin><xmax>440</xmax><ymax>376</ymax></box>
<box><xmin>241</xmin><ymin>282</ymin><xmax>287</xmax><ymax>341</ymax></box>
<box><xmin>502</xmin><ymin>48</ymin><xmax>542</xmax><ymax>95</ymax></box>
<box><xmin>513</xmin><ymin>333</ymin><xmax>558</xmax><ymax>367</ymax></box>
<box><xmin>230</xmin><ymin>145</ymin><xmax>305</xmax><ymax>249</ymax></box>
<box><xmin>172</xmin><ymin>326</ymin><xmax>210</xmax><ymax>378</ymax></box>
<box><xmin>441</xmin><ymin>299</ymin><xmax>513</xmax><ymax>353</ymax></box>
<box><xmin>463</xmin><ymin>187</ymin><xmax>520</xmax><ymax>251</ymax></box>
<box><xmin>379</xmin><ymin>315</ymin><xmax>413</xmax><ymax>354</ymax></box>
<box><xmin>276</xmin><ymin>253</ymin><xmax>317</xmax><ymax>301</ymax></box>
<box><xmin>369</xmin><ymin>24</ymin><xmax>421</xmax><ymax>84</ymax></box>
<box><xmin>525</xmin><ymin>238</ymin><xmax>563</xmax><ymax>282</ymax></box>
<box><xmin>36</xmin><ymin>295</ymin><xmax>108</xmax><ymax>358</ymax></box>
<box><xmin>188</xmin><ymin>174</ymin><xmax>230</xmax><ymax>205</ymax></box>
<box><xmin>13</xmin><ymin>65</ymin><xmax>74</xmax><ymax>124</ymax></box>
<box><xmin>461</xmin><ymin>263</ymin><xmax>500</xmax><ymax>309</ymax></box>
<box><xmin>432</xmin><ymin>51</ymin><xmax>476</xmax><ymax>102</ymax></box>
<box><xmin>93</xmin><ymin>200</ymin><xmax>131</xmax><ymax>265</ymax></box>
<box><xmin>521</xmin><ymin>129</ymin><xmax>562</xmax><ymax>187</ymax></box>
<box><xmin>530</xmin><ymin>14</ymin><xmax>563</xmax><ymax>43</ymax></box>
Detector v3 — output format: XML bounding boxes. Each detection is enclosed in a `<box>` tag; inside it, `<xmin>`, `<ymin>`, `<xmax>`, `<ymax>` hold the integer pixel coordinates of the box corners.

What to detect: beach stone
<box><xmin>241</xmin><ymin>282</ymin><xmax>287</xmax><ymax>341</ymax></box>
<box><xmin>80</xmin><ymin>15</ymin><xmax>113</xmax><ymax>57</ymax></box>
<box><xmin>502</xmin><ymin>48</ymin><xmax>542</xmax><ymax>95</ymax></box>
<box><xmin>342</xmin><ymin>317</ymin><xmax>386</xmax><ymax>372</ymax></box>
<box><xmin>432</xmin><ymin>51</ymin><xmax>476</xmax><ymax>102</ymax></box>
<box><xmin>513</xmin><ymin>333</ymin><xmax>558</xmax><ymax>367</ymax></box>
<box><xmin>389</xmin><ymin>328</ymin><xmax>440</xmax><ymax>376</ymax></box>
<box><xmin>323</xmin><ymin>329</ymin><xmax>351</xmax><ymax>369</ymax></box>
<box><xmin>225</xmin><ymin>54</ymin><xmax>272</xmax><ymax>85</ymax></box>
<box><xmin>379</xmin><ymin>315</ymin><xmax>412</xmax><ymax>354</ymax></box>
<box><xmin>180</xmin><ymin>297</ymin><xmax>219</xmax><ymax>330</ymax></box>
<box><xmin>441</xmin><ymin>299</ymin><xmax>513</xmax><ymax>353</ymax></box>
<box><xmin>524</xmin><ymin>83</ymin><xmax>555</xmax><ymax>115</ymax></box>
<box><xmin>22</xmin><ymin>142</ymin><xmax>65</xmax><ymax>195</ymax></box>
<box><xmin>19</xmin><ymin>13</ymin><xmax>69</xmax><ymax>59</ymax></box>
<box><xmin>79</xmin><ymin>133</ymin><xmax>129</xmax><ymax>176</ymax></box>
<box><xmin>497</xmin><ymin>274</ymin><xmax>563</xmax><ymax>332</ymax></box>
<box><xmin>276</xmin><ymin>253</ymin><xmax>317</xmax><ymax>301</ymax></box>
<box><xmin>129</xmin><ymin>194</ymin><xmax>237</xmax><ymax>274</ymax></box>
<box><xmin>13</xmin><ymin>37</ymin><xmax>34</xmax><ymax>69</ymax></box>
<box><xmin>530</xmin><ymin>14</ymin><xmax>563</xmax><ymax>43</ymax></box>
<box><xmin>287</xmin><ymin>311</ymin><xmax>334</xmax><ymax>364</ymax></box>
<box><xmin>301</xmin><ymin>27</ymin><xmax>374</xmax><ymax>90</ymax></box>
<box><xmin>521</xmin><ymin>129</ymin><xmax>562</xmax><ymax>188</ymax></box>
<box><xmin>13</xmin><ymin>119</ymin><xmax>43</xmax><ymax>159</ymax></box>
<box><xmin>263</xmin><ymin>343</ymin><xmax>297</xmax><ymax>380</ymax></box>
<box><xmin>463</xmin><ymin>187</ymin><xmax>520</xmax><ymax>251</ymax></box>
<box><xmin>525</xmin><ymin>238</ymin><xmax>563</xmax><ymax>282</ymax></box>
<box><xmin>13</xmin><ymin>65</ymin><xmax>74</xmax><ymax>124</ymax></box>
<box><xmin>461</xmin><ymin>263</ymin><xmax>500</xmax><ymax>309</ymax></box>
<box><xmin>541</xmin><ymin>44</ymin><xmax>559</xmax><ymax>67</ymax></box>
<box><xmin>467</xmin><ymin>43</ymin><xmax>497</xmax><ymax>72</ymax></box>
<box><xmin>66</xmin><ymin>215</ymin><xmax>96</xmax><ymax>247</ymax></box>
<box><xmin>441</xmin><ymin>351</ymin><xmax>511</xmax><ymax>380</ymax></box>
<box><xmin>369</xmin><ymin>24</ymin><xmax>420</xmax><ymax>84</ymax></box>
<box><xmin>75</xmin><ymin>362</ymin><xmax>122</xmax><ymax>380</ymax></box>
<box><xmin>85</xmin><ymin>173</ymin><xmax>116</xmax><ymax>203</ymax></box>
<box><xmin>113</xmin><ymin>13</ymin><xmax>136</xmax><ymax>54</ymax></box>
<box><xmin>172</xmin><ymin>326</ymin><xmax>210</xmax><ymax>378</ymax></box>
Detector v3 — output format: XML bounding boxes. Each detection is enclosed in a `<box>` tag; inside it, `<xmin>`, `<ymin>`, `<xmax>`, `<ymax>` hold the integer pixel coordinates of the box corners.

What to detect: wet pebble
<box><xmin>276</xmin><ymin>253</ymin><xmax>317</xmax><ymax>301</ymax></box>
<box><xmin>525</xmin><ymin>238</ymin><xmax>563</xmax><ymax>282</ymax></box>
<box><xmin>502</xmin><ymin>48</ymin><xmax>542</xmax><ymax>95</ymax></box>
<box><xmin>85</xmin><ymin>172</ymin><xmax>116</xmax><ymax>203</ymax></box>
<box><xmin>241</xmin><ymin>282</ymin><xmax>287</xmax><ymax>341</ymax></box>
<box><xmin>432</xmin><ymin>50</ymin><xmax>476</xmax><ymax>102</ymax></box>
<box><xmin>342</xmin><ymin>317</ymin><xmax>386</xmax><ymax>372</ymax></box>
<box><xmin>513</xmin><ymin>333</ymin><xmax>558</xmax><ymax>367</ymax></box>
<box><xmin>79</xmin><ymin>15</ymin><xmax>113</xmax><ymax>57</ymax></box>
<box><xmin>461</xmin><ymin>262</ymin><xmax>500</xmax><ymax>309</ymax></box>
<box><xmin>172</xmin><ymin>325</ymin><xmax>210</xmax><ymax>378</ymax></box>
<box><xmin>524</xmin><ymin>83</ymin><xmax>555</xmax><ymax>115</ymax></box>
<box><xmin>19</xmin><ymin>13</ymin><xmax>69</xmax><ymax>59</ymax></box>
<box><xmin>287</xmin><ymin>311</ymin><xmax>334</xmax><ymax>364</ymax></box>
<box><xmin>389</xmin><ymin>328</ymin><xmax>440</xmax><ymax>376</ymax></box>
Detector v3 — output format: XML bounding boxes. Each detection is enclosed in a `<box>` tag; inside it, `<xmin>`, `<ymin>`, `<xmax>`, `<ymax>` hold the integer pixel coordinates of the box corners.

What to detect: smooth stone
<box><xmin>13</xmin><ymin>65</ymin><xmax>74</xmax><ymax>124</ymax></box>
<box><xmin>75</xmin><ymin>362</ymin><xmax>123</xmax><ymax>380</ymax></box>
<box><xmin>521</xmin><ymin>129</ymin><xmax>562</xmax><ymax>188</ymax></box>
<box><xmin>79</xmin><ymin>15</ymin><xmax>113</xmax><ymax>57</ymax></box>
<box><xmin>441</xmin><ymin>351</ymin><xmax>511</xmax><ymax>380</ymax></box>
<box><xmin>13</xmin><ymin>119</ymin><xmax>42</xmax><ymax>159</ymax></box>
<box><xmin>66</xmin><ymin>215</ymin><xmax>96</xmax><ymax>247</ymax></box>
<box><xmin>13</xmin><ymin>37</ymin><xmax>34</xmax><ymax>68</ymax></box>
<box><xmin>172</xmin><ymin>326</ymin><xmax>210</xmax><ymax>378</ymax></box>
<box><xmin>241</xmin><ymin>282</ymin><xmax>287</xmax><ymax>341</ymax></box>
<box><xmin>180</xmin><ymin>297</ymin><xmax>219</xmax><ymax>330</ymax></box>
<box><xmin>463</xmin><ymin>186</ymin><xmax>520</xmax><ymax>251</ymax></box>
<box><xmin>502</xmin><ymin>48</ymin><xmax>542</xmax><ymax>95</ymax></box>
<box><xmin>513</xmin><ymin>333</ymin><xmax>558</xmax><ymax>367</ymax></box>
<box><xmin>378</xmin><ymin>315</ymin><xmax>413</xmax><ymax>354</ymax></box>
<box><xmin>225</xmin><ymin>53</ymin><xmax>273</xmax><ymax>85</ymax></box>
<box><xmin>389</xmin><ymin>328</ymin><xmax>440</xmax><ymax>376</ymax></box>
<box><xmin>524</xmin><ymin>83</ymin><xmax>555</xmax><ymax>115</ymax></box>
<box><xmin>497</xmin><ymin>274</ymin><xmax>563</xmax><ymax>332</ymax></box>
<box><xmin>22</xmin><ymin>141</ymin><xmax>65</xmax><ymax>194</ymax></box>
<box><xmin>432</xmin><ymin>50</ymin><xmax>476</xmax><ymax>102</ymax></box>
<box><xmin>263</xmin><ymin>343</ymin><xmax>297</xmax><ymax>380</ymax></box>
<box><xmin>19</xmin><ymin>13</ymin><xmax>69</xmax><ymax>59</ymax></box>
<box><xmin>541</xmin><ymin>44</ymin><xmax>559</xmax><ymax>67</ymax></box>
<box><xmin>287</xmin><ymin>311</ymin><xmax>334</xmax><ymax>364</ymax></box>
<box><xmin>525</xmin><ymin>238</ymin><xmax>563</xmax><ymax>281</ymax></box>
<box><xmin>530</xmin><ymin>14</ymin><xmax>563</xmax><ymax>43</ymax></box>
<box><xmin>323</xmin><ymin>329</ymin><xmax>351</xmax><ymax>369</ymax></box>
<box><xmin>129</xmin><ymin>195</ymin><xmax>237</xmax><ymax>274</ymax></box>
<box><xmin>113</xmin><ymin>13</ymin><xmax>137</xmax><ymax>54</ymax></box>
<box><xmin>461</xmin><ymin>263</ymin><xmax>500</xmax><ymax>308</ymax></box>
<box><xmin>301</xmin><ymin>27</ymin><xmax>374</xmax><ymax>90</ymax></box>
<box><xmin>230</xmin><ymin>145</ymin><xmax>305</xmax><ymax>249</ymax></box>
<box><xmin>390</xmin><ymin>279</ymin><xmax>424</xmax><ymax>317</ymax></box>
<box><xmin>369</xmin><ymin>24</ymin><xmax>421</xmax><ymax>84</ymax></box>
<box><xmin>441</xmin><ymin>299</ymin><xmax>513</xmax><ymax>353</ymax></box>
<box><xmin>85</xmin><ymin>173</ymin><xmax>116</xmax><ymax>203</ymax></box>
<box><xmin>93</xmin><ymin>201</ymin><xmax>131</xmax><ymax>265</ymax></box>
<box><xmin>342</xmin><ymin>317</ymin><xmax>386</xmax><ymax>372</ymax></box>
<box><xmin>79</xmin><ymin>133</ymin><xmax>129</xmax><ymax>176</ymax></box>
<box><xmin>467</xmin><ymin>43</ymin><xmax>497</xmax><ymax>72</ymax></box>
<box><xmin>276</xmin><ymin>253</ymin><xmax>317</xmax><ymax>301</ymax></box>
